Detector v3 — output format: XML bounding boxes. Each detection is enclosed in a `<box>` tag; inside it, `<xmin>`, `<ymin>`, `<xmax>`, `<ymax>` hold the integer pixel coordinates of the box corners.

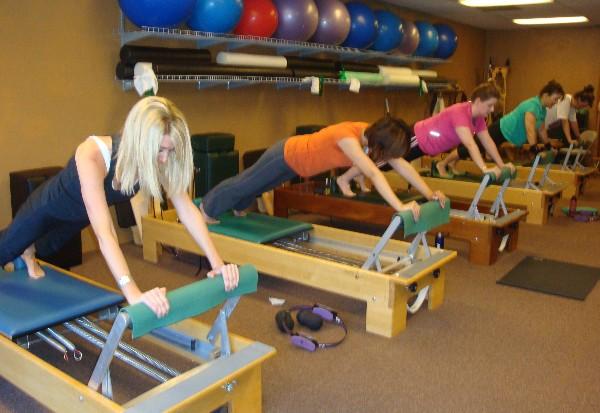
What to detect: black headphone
<box><xmin>275</xmin><ymin>304</ymin><xmax>347</xmax><ymax>352</ymax></box>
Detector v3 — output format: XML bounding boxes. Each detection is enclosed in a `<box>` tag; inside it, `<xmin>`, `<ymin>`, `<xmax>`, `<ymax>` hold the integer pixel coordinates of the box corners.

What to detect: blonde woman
<box><xmin>0</xmin><ymin>97</ymin><xmax>239</xmax><ymax>317</ymax></box>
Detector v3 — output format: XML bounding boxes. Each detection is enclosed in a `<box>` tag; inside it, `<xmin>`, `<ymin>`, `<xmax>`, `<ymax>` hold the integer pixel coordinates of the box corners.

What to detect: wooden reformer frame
<box><xmin>142</xmin><ymin>210</ymin><xmax>456</xmax><ymax>338</ymax></box>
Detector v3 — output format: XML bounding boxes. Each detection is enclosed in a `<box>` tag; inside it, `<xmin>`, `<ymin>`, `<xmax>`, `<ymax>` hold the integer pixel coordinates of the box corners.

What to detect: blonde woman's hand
<box><xmin>208</xmin><ymin>263</ymin><xmax>239</xmax><ymax>291</ymax></box>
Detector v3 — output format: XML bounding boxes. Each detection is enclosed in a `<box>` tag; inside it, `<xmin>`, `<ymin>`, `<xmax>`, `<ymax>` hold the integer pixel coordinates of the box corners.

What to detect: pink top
<box><xmin>414</xmin><ymin>102</ymin><xmax>487</xmax><ymax>155</ymax></box>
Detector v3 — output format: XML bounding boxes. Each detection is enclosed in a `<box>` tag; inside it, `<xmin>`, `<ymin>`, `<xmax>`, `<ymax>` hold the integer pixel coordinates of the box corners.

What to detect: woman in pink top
<box><xmin>337</xmin><ymin>82</ymin><xmax>515</xmax><ymax>196</ymax></box>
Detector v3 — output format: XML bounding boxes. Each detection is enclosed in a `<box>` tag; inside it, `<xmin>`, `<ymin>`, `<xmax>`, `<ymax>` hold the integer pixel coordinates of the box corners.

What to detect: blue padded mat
<box><xmin>0</xmin><ymin>266</ymin><xmax>123</xmax><ymax>338</ymax></box>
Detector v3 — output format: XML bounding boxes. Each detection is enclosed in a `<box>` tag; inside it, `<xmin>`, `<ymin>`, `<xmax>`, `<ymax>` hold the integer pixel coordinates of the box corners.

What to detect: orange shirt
<box><xmin>284</xmin><ymin>122</ymin><xmax>369</xmax><ymax>177</ymax></box>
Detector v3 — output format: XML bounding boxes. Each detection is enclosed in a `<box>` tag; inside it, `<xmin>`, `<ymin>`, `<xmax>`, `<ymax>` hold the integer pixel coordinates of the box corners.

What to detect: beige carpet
<box><xmin>2</xmin><ymin>176</ymin><xmax>600</xmax><ymax>413</ymax></box>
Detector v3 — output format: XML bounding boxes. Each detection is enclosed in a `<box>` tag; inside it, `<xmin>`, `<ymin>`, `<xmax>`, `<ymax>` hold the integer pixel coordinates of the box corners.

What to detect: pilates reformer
<box><xmin>441</xmin><ymin>149</ymin><xmax>594</xmax><ymax>200</ymax></box>
<box><xmin>0</xmin><ymin>262</ymin><xmax>274</xmax><ymax>413</ymax></box>
<box><xmin>398</xmin><ymin>159</ymin><xmax>565</xmax><ymax>225</ymax></box>
<box><xmin>273</xmin><ymin>180</ymin><xmax>526</xmax><ymax>265</ymax></box>
<box><xmin>142</xmin><ymin>200</ymin><xmax>456</xmax><ymax>338</ymax></box>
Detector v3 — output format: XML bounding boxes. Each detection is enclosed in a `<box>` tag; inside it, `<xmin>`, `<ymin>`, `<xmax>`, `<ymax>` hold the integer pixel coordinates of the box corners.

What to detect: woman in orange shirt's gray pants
<box><xmin>200</xmin><ymin>117</ymin><xmax>445</xmax><ymax>223</ymax></box>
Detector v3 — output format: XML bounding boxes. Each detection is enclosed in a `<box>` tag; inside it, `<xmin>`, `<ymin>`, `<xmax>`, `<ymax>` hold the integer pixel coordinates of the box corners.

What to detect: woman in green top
<box><xmin>445</xmin><ymin>80</ymin><xmax>564</xmax><ymax>164</ymax></box>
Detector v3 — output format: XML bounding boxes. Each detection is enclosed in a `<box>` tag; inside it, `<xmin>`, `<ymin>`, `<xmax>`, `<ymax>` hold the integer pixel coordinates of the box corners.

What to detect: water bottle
<box><xmin>435</xmin><ymin>232</ymin><xmax>444</xmax><ymax>249</ymax></box>
<box><xmin>569</xmin><ymin>196</ymin><xmax>577</xmax><ymax>217</ymax></box>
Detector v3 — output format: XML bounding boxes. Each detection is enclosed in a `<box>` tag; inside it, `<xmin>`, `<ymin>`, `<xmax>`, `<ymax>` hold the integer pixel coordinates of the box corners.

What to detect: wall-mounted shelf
<box><xmin>121</xmin><ymin>74</ymin><xmax>424</xmax><ymax>92</ymax></box>
<box><xmin>119</xmin><ymin>14</ymin><xmax>446</xmax><ymax>68</ymax></box>
<box><xmin>118</xmin><ymin>13</ymin><xmax>451</xmax><ymax>94</ymax></box>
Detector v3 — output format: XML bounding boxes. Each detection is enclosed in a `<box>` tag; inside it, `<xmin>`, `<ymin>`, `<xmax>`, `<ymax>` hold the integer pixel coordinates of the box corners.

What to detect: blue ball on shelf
<box><xmin>119</xmin><ymin>0</ymin><xmax>196</xmax><ymax>28</ymax></box>
<box><xmin>414</xmin><ymin>21</ymin><xmax>439</xmax><ymax>57</ymax></box>
<box><xmin>433</xmin><ymin>23</ymin><xmax>458</xmax><ymax>59</ymax></box>
<box><xmin>370</xmin><ymin>10</ymin><xmax>404</xmax><ymax>52</ymax></box>
<box><xmin>187</xmin><ymin>0</ymin><xmax>244</xmax><ymax>33</ymax></box>
<box><xmin>342</xmin><ymin>2</ymin><xmax>379</xmax><ymax>49</ymax></box>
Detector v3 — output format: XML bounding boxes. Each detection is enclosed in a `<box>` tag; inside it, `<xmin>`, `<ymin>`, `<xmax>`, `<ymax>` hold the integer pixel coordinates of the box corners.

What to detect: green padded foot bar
<box><xmin>396</xmin><ymin>200</ymin><xmax>451</xmax><ymax>237</ymax></box>
<box><xmin>124</xmin><ymin>264</ymin><xmax>258</xmax><ymax>339</ymax></box>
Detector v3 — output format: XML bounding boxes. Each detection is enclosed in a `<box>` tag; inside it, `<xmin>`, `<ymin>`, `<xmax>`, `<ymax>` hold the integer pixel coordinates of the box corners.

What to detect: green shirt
<box><xmin>499</xmin><ymin>96</ymin><xmax>546</xmax><ymax>146</ymax></box>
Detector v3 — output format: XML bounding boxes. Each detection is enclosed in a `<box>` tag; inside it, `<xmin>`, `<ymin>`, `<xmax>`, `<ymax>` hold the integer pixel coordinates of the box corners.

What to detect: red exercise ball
<box><xmin>234</xmin><ymin>0</ymin><xmax>279</xmax><ymax>37</ymax></box>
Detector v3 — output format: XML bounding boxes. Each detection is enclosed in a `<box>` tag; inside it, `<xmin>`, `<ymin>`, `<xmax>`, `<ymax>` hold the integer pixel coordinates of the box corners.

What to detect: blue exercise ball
<box><xmin>188</xmin><ymin>0</ymin><xmax>244</xmax><ymax>33</ymax></box>
<box><xmin>342</xmin><ymin>2</ymin><xmax>378</xmax><ymax>49</ymax></box>
<box><xmin>433</xmin><ymin>23</ymin><xmax>458</xmax><ymax>59</ymax></box>
<box><xmin>414</xmin><ymin>21</ymin><xmax>439</xmax><ymax>57</ymax></box>
<box><xmin>370</xmin><ymin>11</ymin><xmax>403</xmax><ymax>52</ymax></box>
<box><xmin>119</xmin><ymin>0</ymin><xmax>196</xmax><ymax>28</ymax></box>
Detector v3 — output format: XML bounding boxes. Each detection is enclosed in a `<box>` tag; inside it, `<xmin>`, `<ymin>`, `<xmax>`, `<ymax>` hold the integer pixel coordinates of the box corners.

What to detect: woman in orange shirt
<box><xmin>200</xmin><ymin>116</ymin><xmax>445</xmax><ymax>223</ymax></box>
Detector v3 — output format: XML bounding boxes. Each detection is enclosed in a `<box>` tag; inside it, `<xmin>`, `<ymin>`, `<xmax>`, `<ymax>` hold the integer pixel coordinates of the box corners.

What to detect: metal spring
<box><xmin>76</xmin><ymin>317</ymin><xmax>180</xmax><ymax>377</ymax></box>
<box><xmin>271</xmin><ymin>238</ymin><xmax>365</xmax><ymax>267</ymax></box>
<box><xmin>63</xmin><ymin>322</ymin><xmax>169</xmax><ymax>383</ymax></box>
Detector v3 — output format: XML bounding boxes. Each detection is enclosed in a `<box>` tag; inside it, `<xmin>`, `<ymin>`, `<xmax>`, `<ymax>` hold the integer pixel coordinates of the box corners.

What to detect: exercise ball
<box><xmin>234</xmin><ymin>0</ymin><xmax>279</xmax><ymax>37</ymax></box>
<box><xmin>119</xmin><ymin>0</ymin><xmax>196</xmax><ymax>28</ymax></box>
<box><xmin>188</xmin><ymin>0</ymin><xmax>244</xmax><ymax>33</ymax></box>
<box><xmin>273</xmin><ymin>0</ymin><xmax>319</xmax><ymax>42</ymax></box>
<box><xmin>342</xmin><ymin>2</ymin><xmax>378</xmax><ymax>49</ymax></box>
<box><xmin>370</xmin><ymin>11</ymin><xmax>404</xmax><ymax>52</ymax></box>
<box><xmin>398</xmin><ymin>20</ymin><xmax>419</xmax><ymax>55</ymax></box>
<box><xmin>414</xmin><ymin>21</ymin><xmax>439</xmax><ymax>57</ymax></box>
<box><xmin>433</xmin><ymin>23</ymin><xmax>458</xmax><ymax>59</ymax></box>
<box><xmin>310</xmin><ymin>0</ymin><xmax>351</xmax><ymax>45</ymax></box>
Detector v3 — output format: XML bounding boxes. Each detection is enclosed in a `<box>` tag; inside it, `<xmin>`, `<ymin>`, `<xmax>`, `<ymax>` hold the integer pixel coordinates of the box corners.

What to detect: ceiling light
<box><xmin>459</xmin><ymin>0</ymin><xmax>553</xmax><ymax>7</ymax></box>
<box><xmin>513</xmin><ymin>16</ymin><xmax>589</xmax><ymax>25</ymax></box>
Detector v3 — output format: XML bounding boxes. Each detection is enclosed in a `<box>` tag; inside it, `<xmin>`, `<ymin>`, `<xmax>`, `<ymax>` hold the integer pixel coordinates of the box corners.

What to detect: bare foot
<box><xmin>336</xmin><ymin>176</ymin><xmax>356</xmax><ymax>197</ymax></box>
<box><xmin>199</xmin><ymin>203</ymin><xmax>220</xmax><ymax>224</ymax></box>
<box><xmin>233</xmin><ymin>209</ymin><xmax>247</xmax><ymax>217</ymax></box>
<box><xmin>21</xmin><ymin>246</ymin><xmax>45</xmax><ymax>279</ymax></box>
<box><xmin>435</xmin><ymin>162</ymin><xmax>452</xmax><ymax>178</ymax></box>
<box><xmin>354</xmin><ymin>176</ymin><xmax>371</xmax><ymax>193</ymax></box>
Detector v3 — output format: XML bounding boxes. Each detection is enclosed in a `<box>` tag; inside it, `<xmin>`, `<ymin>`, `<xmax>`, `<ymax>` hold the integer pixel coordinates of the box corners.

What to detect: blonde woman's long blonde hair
<box><xmin>116</xmin><ymin>96</ymin><xmax>193</xmax><ymax>202</ymax></box>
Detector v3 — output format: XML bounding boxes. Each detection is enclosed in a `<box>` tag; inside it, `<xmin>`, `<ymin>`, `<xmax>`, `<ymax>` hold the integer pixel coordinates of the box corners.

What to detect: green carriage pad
<box><xmin>429</xmin><ymin>161</ymin><xmax>515</xmax><ymax>186</ymax></box>
<box><xmin>561</xmin><ymin>206</ymin><xmax>598</xmax><ymax>216</ymax></box>
<box><xmin>193</xmin><ymin>198</ymin><xmax>313</xmax><ymax>244</ymax></box>
<box><xmin>123</xmin><ymin>264</ymin><xmax>258</xmax><ymax>339</ymax></box>
<box><xmin>329</xmin><ymin>189</ymin><xmax>425</xmax><ymax>205</ymax></box>
<box><xmin>396</xmin><ymin>200</ymin><xmax>451</xmax><ymax>237</ymax></box>
<box><xmin>209</xmin><ymin>212</ymin><xmax>313</xmax><ymax>243</ymax></box>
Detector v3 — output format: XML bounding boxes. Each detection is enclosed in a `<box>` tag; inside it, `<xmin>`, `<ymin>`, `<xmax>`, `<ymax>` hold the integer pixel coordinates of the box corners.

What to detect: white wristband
<box><xmin>117</xmin><ymin>275</ymin><xmax>131</xmax><ymax>288</ymax></box>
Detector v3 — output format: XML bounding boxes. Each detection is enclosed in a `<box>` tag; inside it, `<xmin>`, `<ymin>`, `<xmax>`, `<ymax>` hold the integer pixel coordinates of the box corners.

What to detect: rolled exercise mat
<box><xmin>336</xmin><ymin>62</ymin><xmax>379</xmax><ymax>73</ymax></box>
<box><xmin>382</xmin><ymin>73</ymin><xmax>421</xmax><ymax>87</ymax></box>
<box><xmin>339</xmin><ymin>71</ymin><xmax>384</xmax><ymax>85</ymax></box>
<box><xmin>285</xmin><ymin>56</ymin><xmax>338</xmax><ymax>71</ymax></box>
<box><xmin>292</xmin><ymin>68</ymin><xmax>339</xmax><ymax>79</ymax></box>
<box><xmin>120</xmin><ymin>45</ymin><xmax>211</xmax><ymax>65</ymax></box>
<box><xmin>413</xmin><ymin>69</ymin><xmax>438</xmax><ymax>79</ymax></box>
<box><xmin>124</xmin><ymin>264</ymin><xmax>259</xmax><ymax>339</ymax></box>
<box><xmin>116</xmin><ymin>62</ymin><xmax>295</xmax><ymax>80</ymax></box>
<box><xmin>216</xmin><ymin>52</ymin><xmax>287</xmax><ymax>68</ymax></box>
<box><xmin>378</xmin><ymin>66</ymin><xmax>413</xmax><ymax>76</ymax></box>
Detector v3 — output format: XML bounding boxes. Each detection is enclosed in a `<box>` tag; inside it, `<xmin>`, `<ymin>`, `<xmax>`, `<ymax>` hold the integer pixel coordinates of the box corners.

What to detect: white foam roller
<box><xmin>378</xmin><ymin>66</ymin><xmax>413</xmax><ymax>76</ymax></box>
<box><xmin>383</xmin><ymin>73</ymin><xmax>421</xmax><ymax>87</ymax></box>
<box><xmin>216</xmin><ymin>52</ymin><xmax>287</xmax><ymax>68</ymax></box>
<box><xmin>413</xmin><ymin>70</ymin><xmax>438</xmax><ymax>78</ymax></box>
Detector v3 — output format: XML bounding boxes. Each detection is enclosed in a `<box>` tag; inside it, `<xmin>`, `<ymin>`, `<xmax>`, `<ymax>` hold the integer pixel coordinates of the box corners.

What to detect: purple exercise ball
<box><xmin>273</xmin><ymin>0</ymin><xmax>319</xmax><ymax>42</ymax></box>
<box><xmin>310</xmin><ymin>0</ymin><xmax>351</xmax><ymax>45</ymax></box>
<box><xmin>399</xmin><ymin>20</ymin><xmax>419</xmax><ymax>55</ymax></box>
